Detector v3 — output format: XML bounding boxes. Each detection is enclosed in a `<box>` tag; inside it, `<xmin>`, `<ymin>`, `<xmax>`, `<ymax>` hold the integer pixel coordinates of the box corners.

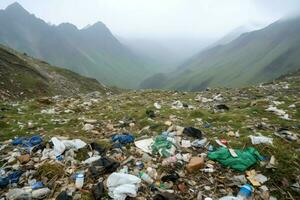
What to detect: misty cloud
<box><xmin>0</xmin><ymin>0</ymin><xmax>299</xmax><ymax>39</ymax></box>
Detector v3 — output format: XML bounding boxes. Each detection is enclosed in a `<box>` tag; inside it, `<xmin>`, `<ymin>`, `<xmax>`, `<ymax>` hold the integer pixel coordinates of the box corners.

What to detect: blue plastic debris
<box><xmin>112</xmin><ymin>134</ymin><xmax>134</xmax><ymax>147</ymax></box>
<box><xmin>0</xmin><ymin>177</ymin><xmax>9</xmax><ymax>188</ymax></box>
<box><xmin>0</xmin><ymin>170</ymin><xmax>23</xmax><ymax>188</ymax></box>
<box><xmin>12</xmin><ymin>135</ymin><xmax>42</xmax><ymax>148</ymax></box>
<box><xmin>32</xmin><ymin>181</ymin><xmax>44</xmax><ymax>190</ymax></box>
<box><xmin>8</xmin><ymin>170</ymin><xmax>23</xmax><ymax>184</ymax></box>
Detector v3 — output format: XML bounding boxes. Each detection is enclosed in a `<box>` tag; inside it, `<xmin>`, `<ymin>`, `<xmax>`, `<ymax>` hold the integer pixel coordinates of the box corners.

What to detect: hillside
<box><xmin>162</xmin><ymin>17</ymin><xmax>300</xmax><ymax>91</ymax></box>
<box><xmin>0</xmin><ymin>2</ymin><xmax>151</xmax><ymax>88</ymax></box>
<box><xmin>0</xmin><ymin>44</ymin><xmax>109</xmax><ymax>100</ymax></box>
<box><xmin>0</xmin><ymin>68</ymin><xmax>299</xmax><ymax>199</ymax></box>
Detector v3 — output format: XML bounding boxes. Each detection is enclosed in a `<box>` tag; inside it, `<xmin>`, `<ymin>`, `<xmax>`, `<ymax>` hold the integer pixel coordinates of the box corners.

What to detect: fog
<box><xmin>0</xmin><ymin>0</ymin><xmax>299</xmax><ymax>40</ymax></box>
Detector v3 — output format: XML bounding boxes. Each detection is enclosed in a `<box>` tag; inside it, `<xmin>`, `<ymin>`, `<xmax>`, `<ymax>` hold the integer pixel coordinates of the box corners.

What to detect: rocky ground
<box><xmin>0</xmin><ymin>72</ymin><xmax>299</xmax><ymax>200</ymax></box>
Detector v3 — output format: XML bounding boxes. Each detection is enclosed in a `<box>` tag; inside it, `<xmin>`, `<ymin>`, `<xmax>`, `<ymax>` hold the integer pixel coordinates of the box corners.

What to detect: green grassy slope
<box><xmin>0</xmin><ymin>44</ymin><xmax>109</xmax><ymax>100</ymax></box>
<box><xmin>164</xmin><ymin>17</ymin><xmax>300</xmax><ymax>91</ymax></box>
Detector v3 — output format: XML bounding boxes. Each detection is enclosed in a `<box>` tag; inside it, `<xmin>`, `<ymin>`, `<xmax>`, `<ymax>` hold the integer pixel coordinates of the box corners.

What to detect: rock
<box><xmin>84</xmin><ymin>119</ymin><xmax>97</xmax><ymax>124</ymax></box>
<box><xmin>17</xmin><ymin>154</ymin><xmax>30</xmax><ymax>164</ymax></box>
<box><xmin>82</xmin><ymin>123</ymin><xmax>94</xmax><ymax>131</ymax></box>
<box><xmin>186</xmin><ymin>156</ymin><xmax>204</xmax><ymax>173</ymax></box>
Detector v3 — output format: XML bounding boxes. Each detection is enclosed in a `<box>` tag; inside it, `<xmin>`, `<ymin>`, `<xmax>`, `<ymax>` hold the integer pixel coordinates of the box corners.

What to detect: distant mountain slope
<box><xmin>0</xmin><ymin>2</ymin><xmax>150</xmax><ymax>88</ymax></box>
<box><xmin>163</xmin><ymin>17</ymin><xmax>300</xmax><ymax>90</ymax></box>
<box><xmin>0</xmin><ymin>44</ymin><xmax>109</xmax><ymax>100</ymax></box>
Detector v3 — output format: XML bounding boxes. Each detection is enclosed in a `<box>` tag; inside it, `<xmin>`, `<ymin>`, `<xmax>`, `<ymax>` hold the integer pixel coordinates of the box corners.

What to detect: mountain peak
<box><xmin>58</xmin><ymin>23</ymin><xmax>78</xmax><ymax>31</ymax></box>
<box><xmin>88</xmin><ymin>21</ymin><xmax>108</xmax><ymax>31</ymax></box>
<box><xmin>5</xmin><ymin>2</ymin><xmax>29</xmax><ymax>14</ymax></box>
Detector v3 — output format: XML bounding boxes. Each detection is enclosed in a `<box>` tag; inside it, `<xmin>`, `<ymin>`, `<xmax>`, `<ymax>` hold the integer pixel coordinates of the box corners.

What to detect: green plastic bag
<box><xmin>151</xmin><ymin>136</ymin><xmax>176</xmax><ymax>157</ymax></box>
<box><xmin>208</xmin><ymin>147</ymin><xmax>263</xmax><ymax>172</ymax></box>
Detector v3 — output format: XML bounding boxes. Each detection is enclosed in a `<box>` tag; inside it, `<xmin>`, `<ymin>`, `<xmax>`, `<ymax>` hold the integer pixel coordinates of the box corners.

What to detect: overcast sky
<box><xmin>0</xmin><ymin>0</ymin><xmax>299</xmax><ymax>39</ymax></box>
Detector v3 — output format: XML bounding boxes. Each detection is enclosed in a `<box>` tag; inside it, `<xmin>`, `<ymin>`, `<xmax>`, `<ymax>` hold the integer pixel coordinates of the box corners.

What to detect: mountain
<box><xmin>210</xmin><ymin>23</ymin><xmax>265</xmax><ymax>48</ymax></box>
<box><xmin>0</xmin><ymin>2</ymin><xmax>151</xmax><ymax>88</ymax></box>
<box><xmin>162</xmin><ymin>17</ymin><xmax>300</xmax><ymax>90</ymax></box>
<box><xmin>0</xmin><ymin>44</ymin><xmax>109</xmax><ymax>100</ymax></box>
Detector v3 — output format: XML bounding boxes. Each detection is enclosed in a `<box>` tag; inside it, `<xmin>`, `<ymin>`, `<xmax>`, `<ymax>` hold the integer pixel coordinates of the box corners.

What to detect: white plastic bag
<box><xmin>134</xmin><ymin>138</ymin><xmax>153</xmax><ymax>154</ymax></box>
<box><xmin>51</xmin><ymin>137</ymin><xmax>87</xmax><ymax>157</ymax></box>
<box><xmin>107</xmin><ymin>172</ymin><xmax>141</xmax><ymax>200</ymax></box>
<box><xmin>62</xmin><ymin>139</ymin><xmax>86</xmax><ymax>150</ymax></box>
<box><xmin>51</xmin><ymin>137</ymin><xmax>66</xmax><ymax>156</ymax></box>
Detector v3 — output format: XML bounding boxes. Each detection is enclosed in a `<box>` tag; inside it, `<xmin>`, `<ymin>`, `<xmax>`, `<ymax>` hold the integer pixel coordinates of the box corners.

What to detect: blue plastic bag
<box><xmin>112</xmin><ymin>134</ymin><xmax>134</xmax><ymax>147</ymax></box>
<box><xmin>12</xmin><ymin>135</ymin><xmax>42</xmax><ymax>147</ymax></box>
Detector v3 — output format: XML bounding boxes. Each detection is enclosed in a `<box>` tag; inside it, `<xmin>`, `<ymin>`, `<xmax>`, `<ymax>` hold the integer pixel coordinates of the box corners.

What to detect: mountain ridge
<box><xmin>160</xmin><ymin>16</ymin><xmax>300</xmax><ymax>90</ymax></box>
<box><xmin>0</xmin><ymin>3</ymin><xmax>152</xmax><ymax>88</ymax></box>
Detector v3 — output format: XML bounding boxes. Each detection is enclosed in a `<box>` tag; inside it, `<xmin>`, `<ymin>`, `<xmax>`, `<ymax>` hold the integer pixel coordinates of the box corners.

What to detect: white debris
<box><xmin>181</xmin><ymin>140</ymin><xmax>192</xmax><ymax>148</ymax></box>
<box><xmin>154</xmin><ymin>102</ymin><xmax>161</xmax><ymax>109</ymax></box>
<box><xmin>82</xmin><ymin>123</ymin><xmax>94</xmax><ymax>131</ymax></box>
<box><xmin>249</xmin><ymin>135</ymin><xmax>273</xmax><ymax>145</ymax></box>
<box><xmin>107</xmin><ymin>173</ymin><xmax>141</xmax><ymax>200</ymax></box>
<box><xmin>266</xmin><ymin>105</ymin><xmax>290</xmax><ymax>120</ymax></box>
<box><xmin>171</xmin><ymin>100</ymin><xmax>183</xmax><ymax>109</ymax></box>
<box><xmin>41</xmin><ymin>108</ymin><xmax>56</xmax><ymax>114</ymax></box>
<box><xmin>134</xmin><ymin>138</ymin><xmax>154</xmax><ymax>154</ymax></box>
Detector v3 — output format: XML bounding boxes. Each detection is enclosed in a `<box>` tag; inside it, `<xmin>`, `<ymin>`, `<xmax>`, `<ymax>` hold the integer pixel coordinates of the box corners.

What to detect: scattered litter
<box><xmin>208</xmin><ymin>147</ymin><xmax>263</xmax><ymax>171</ymax></box>
<box><xmin>107</xmin><ymin>172</ymin><xmax>141</xmax><ymax>200</ymax></box>
<box><xmin>183</xmin><ymin>127</ymin><xmax>202</xmax><ymax>138</ymax></box>
<box><xmin>249</xmin><ymin>135</ymin><xmax>273</xmax><ymax>145</ymax></box>
<box><xmin>154</xmin><ymin>102</ymin><xmax>162</xmax><ymax>109</ymax></box>
<box><xmin>246</xmin><ymin>170</ymin><xmax>268</xmax><ymax>186</ymax></box>
<box><xmin>134</xmin><ymin>138</ymin><xmax>154</xmax><ymax>154</ymax></box>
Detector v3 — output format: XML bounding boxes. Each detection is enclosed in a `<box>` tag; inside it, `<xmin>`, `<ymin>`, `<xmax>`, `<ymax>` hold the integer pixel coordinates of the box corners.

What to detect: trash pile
<box><xmin>0</xmin><ymin>124</ymin><xmax>288</xmax><ymax>200</ymax></box>
<box><xmin>1</xmin><ymin>72</ymin><xmax>300</xmax><ymax>199</ymax></box>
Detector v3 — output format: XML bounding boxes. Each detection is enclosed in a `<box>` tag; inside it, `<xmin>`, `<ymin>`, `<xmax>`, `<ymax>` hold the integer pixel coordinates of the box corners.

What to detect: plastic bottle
<box><xmin>75</xmin><ymin>173</ymin><xmax>84</xmax><ymax>189</ymax></box>
<box><xmin>237</xmin><ymin>184</ymin><xmax>253</xmax><ymax>200</ymax></box>
<box><xmin>162</xmin><ymin>156</ymin><xmax>177</xmax><ymax>166</ymax></box>
<box><xmin>139</xmin><ymin>172</ymin><xmax>154</xmax><ymax>184</ymax></box>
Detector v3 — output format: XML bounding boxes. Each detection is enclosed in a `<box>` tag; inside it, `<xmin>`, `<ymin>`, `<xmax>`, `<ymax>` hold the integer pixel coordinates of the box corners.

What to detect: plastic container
<box><xmin>237</xmin><ymin>184</ymin><xmax>253</xmax><ymax>200</ymax></box>
<box><xmin>75</xmin><ymin>173</ymin><xmax>84</xmax><ymax>189</ymax></box>
<box><xmin>139</xmin><ymin>172</ymin><xmax>154</xmax><ymax>184</ymax></box>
